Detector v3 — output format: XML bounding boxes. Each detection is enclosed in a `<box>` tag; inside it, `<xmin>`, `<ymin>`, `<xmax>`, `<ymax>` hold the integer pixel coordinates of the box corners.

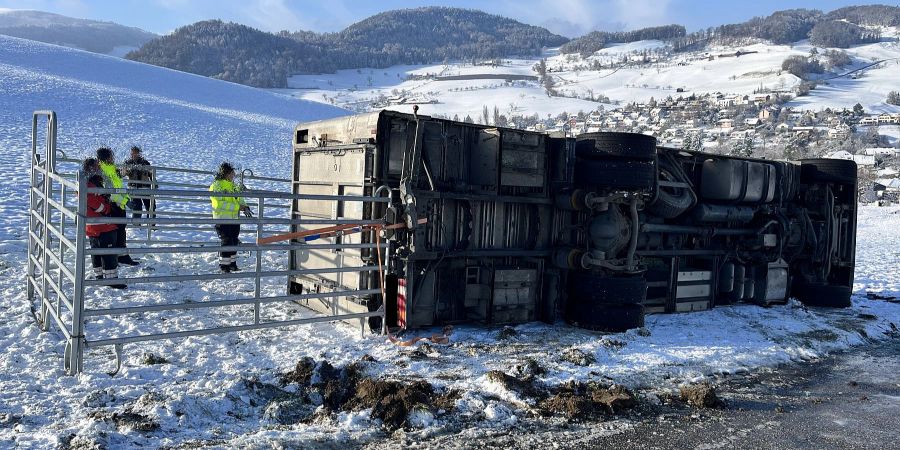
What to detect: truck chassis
<box><xmin>288</xmin><ymin>111</ymin><xmax>857</xmax><ymax>332</ymax></box>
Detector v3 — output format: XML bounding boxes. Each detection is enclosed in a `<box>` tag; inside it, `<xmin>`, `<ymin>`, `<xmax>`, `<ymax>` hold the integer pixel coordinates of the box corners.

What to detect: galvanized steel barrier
<box><xmin>26</xmin><ymin>111</ymin><xmax>389</xmax><ymax>375</ymax></box>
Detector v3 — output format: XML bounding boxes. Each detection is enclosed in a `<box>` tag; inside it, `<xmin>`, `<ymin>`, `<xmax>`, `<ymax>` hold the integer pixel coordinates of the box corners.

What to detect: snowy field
<box><xmin>283</xmin><ymin>30</ymin><xmax>900</xmax><ymax>119</ymax></box>
<box><xmin>282</xmin><ymin>55</ymin><xmax>607</xmax><ymax>120</ymax></box>
<box><xmin>1</xmin><ymin>35</ymin><xmax>900</xmax><ymax>449</ymax></box>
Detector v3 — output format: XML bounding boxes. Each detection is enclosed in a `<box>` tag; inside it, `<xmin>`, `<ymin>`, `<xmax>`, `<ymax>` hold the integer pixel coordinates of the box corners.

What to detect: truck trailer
<box><xmin>287</xmin><ymin>110</ymin><xmax>858</xmax><ymax>332</ymax></box>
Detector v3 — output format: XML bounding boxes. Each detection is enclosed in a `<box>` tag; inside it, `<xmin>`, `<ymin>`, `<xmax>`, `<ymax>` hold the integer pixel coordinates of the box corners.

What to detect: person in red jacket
<box><xmin>83</xmin><ymin>158</ymin><xmax>126</xmax><ymax>289</ymax></box>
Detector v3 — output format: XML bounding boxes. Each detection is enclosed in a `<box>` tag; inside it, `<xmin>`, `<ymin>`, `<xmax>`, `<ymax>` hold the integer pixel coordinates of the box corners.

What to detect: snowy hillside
<box><xmin>284</xmin><ymin>30</ymin><xmax>900</xmax><ymax>119</ymax></box>
<box><xmin>1</xmin><ymin>34</ymin><xmax>900</xmax><ymax>449</ymax></box>
<box><xmin>0</xmin><ymin>9</ymin><xmax>157</xmax><ymax>56</ymax></box>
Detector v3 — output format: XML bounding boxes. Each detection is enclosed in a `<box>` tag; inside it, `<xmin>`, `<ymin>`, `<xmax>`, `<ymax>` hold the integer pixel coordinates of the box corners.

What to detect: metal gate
<box><xmin>26</xmin><ymin>111</ymin><xmax>389</xmax><ymax>375</ymax></box>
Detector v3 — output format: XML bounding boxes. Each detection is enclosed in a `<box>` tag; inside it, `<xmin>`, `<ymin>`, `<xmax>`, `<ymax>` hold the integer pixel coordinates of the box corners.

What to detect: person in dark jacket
<box><xmin>124</xmin><ymin>146</ymin><xmax>154</xmax><ymax>221</ymax></box>
<box><xmin>97</xmin><ymin>147</ymin><xmax>139</xmax><ymax>266</ymax></box>
<box><xmin>83</xmin><ymin>158</ymin><xmax>126</xmax><ymax>289</ymax></box>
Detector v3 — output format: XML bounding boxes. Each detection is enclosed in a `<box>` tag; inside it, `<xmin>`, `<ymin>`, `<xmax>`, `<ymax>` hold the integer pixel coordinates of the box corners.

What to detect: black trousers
<box><xmin>89</xmin><ymin>230</ymin><xmax>118</xmax><ymax>271</ymax></box>
<box><xmin>110</xmin><ymin>203</ymin><xmax>127</xmax><ymax>249</ymax></box>
<box><xmin>215</xmin><ymin>223</ymin><xmax>241</xmax><ymax>262</ymax></box>
<box><xmin>129</xmin><ymin>196</ymin><xmax>153</xmax><ymax>219</ymax></box>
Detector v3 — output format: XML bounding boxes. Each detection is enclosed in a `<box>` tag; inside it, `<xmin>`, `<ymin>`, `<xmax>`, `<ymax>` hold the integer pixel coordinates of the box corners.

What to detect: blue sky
<box><xmin>0</xmin><ymin>0</ymin><xmax>894</xmax><ymax>37</ymax></box>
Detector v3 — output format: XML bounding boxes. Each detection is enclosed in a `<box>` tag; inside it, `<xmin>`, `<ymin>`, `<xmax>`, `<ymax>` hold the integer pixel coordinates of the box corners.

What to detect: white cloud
<box><xmin>612</xmin><ymin>0</ymin><xmax>673</xmax><ymax>29</ymax></box>
<box><xmin>239</xmin><ymin>0</ymin><xmax>309</xmax><ymax>32</ymax></box>
<box><xmin>0</xmin><ymin>0</ymin><xmax>88</xmax><ymax>16</ymax></box>
<box><xmin>501</xmin><ymin>0</ymin><xmax>674</xmax><ymax>36</ymax></box>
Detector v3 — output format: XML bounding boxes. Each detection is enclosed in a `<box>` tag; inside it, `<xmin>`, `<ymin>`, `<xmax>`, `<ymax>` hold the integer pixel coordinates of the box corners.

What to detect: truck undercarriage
<box><xmin>289</xmin><ymin>111</ymin><xmax>858</xmax><ymax>332</ymax></box>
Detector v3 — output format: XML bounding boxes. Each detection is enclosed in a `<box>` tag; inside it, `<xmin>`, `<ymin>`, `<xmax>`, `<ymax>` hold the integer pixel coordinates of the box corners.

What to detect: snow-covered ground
<box><xmin>282</xmin><ymin>55</ymin><xmax>608</xmax><ymax>120</ymax></box>
<box><xmin>283</xmin><ymin>31</ymin><xmax>900</xmax><ymax>119</ymax></box>
<box><xmin>2</xmin><ymin>35</ymin><xmax>900</xmax><ymax>449</ymax></box>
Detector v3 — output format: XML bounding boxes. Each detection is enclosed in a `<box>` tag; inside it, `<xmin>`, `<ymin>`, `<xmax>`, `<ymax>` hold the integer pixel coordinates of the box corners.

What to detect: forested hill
<box><xmin>126</xmin><ymin>7</ymin><xmax>567</xmax><ymax>88</ymax></box>
<box><xmin>560</xmin><ymin>25</ymin><xmax>687</xmax><ymax>56</ymax></box>
<box><xmin>669</xmin><ymin>6</ymin><xmax>897</xmax><ymax>52</ymax></box>
<box><xmin>124</xmin><ymin>4</ymin><xmax>900</xmax><ymax>88</ymax></box>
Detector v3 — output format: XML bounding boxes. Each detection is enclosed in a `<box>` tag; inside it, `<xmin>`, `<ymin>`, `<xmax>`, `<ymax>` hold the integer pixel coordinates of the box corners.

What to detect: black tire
<box><xmin>575</xmin><ymin>132</ymin><xmax>657</xmax><ymax>161</ymax></box>
<box><xmin>567</xmin><ymin>272</ymin><xmax>647</xmax><ymax>305</ymax></box>
<box><xmin>573</xmin><ymin>158</ymin><xmax>656</xmax><ymax>190</ymax></box>
<box><xmin>566</xmin><ymin>303</ymin><xmax>645</xmax><ymax>332</ymax></box>
<box><xmin>648</xmin><ymin>188</ymin><xmax>693</xmax><ymax>218</ymax></box>
<box><xmin>800</xmin><ymin>159</ymin><xmax>857</xmax><ymax>184</ymax></box>
<box><xmin>647</xmin><ymin>164</ymin><xmax>694</xmax><ymax>219</ymax></box>
<box><xmin>774</xmin><ymin>162</ymin><xmax>801</xmax><ymax>202</ymax></box>
<box><xmin>794</xmin><ymin>282</ymin><xmax>852</xmax><ymax>308</ymax></box>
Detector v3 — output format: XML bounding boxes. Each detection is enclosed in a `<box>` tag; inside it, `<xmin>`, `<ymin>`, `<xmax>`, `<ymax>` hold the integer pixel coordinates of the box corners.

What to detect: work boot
<box><xmin>228</xmin><ymin>261</ymin><xmax>240</xmax><ymax>272</ymax></box>
<box><xmin>220</xmin><ymin>264</ymin><xmax>233</xmax><ymax>273</ymax></box>
<box><xmin>102</xmin><ymin>270</ymin><xmax>127</xmax><ymax>289</ymax></box>
<box><xmin>118</xmin><ymin>255</ymin><xmax>140</xmax><ymax>266</ymax></box>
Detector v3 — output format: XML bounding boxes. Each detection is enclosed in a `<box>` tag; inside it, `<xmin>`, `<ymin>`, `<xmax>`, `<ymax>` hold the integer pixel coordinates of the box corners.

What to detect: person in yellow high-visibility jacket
<box><xmin>97</xmin><ymin>147</ymin><xmax>139</xmax><ymax>266</ymax></box>
<box><xmin>210</xmin><ymin>162</ymin><xmax>251</xmax><ymax>272</ymax></box>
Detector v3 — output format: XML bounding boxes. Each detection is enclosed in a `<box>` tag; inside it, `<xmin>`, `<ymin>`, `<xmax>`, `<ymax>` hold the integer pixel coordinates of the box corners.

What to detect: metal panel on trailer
<box><xmin>291</xmin><ymin>111</ymin><xmax>556</xmax><ymax>328</ymax></box>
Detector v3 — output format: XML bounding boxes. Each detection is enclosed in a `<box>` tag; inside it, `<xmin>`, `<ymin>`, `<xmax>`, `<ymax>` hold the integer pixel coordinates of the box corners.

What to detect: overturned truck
<box><xmin>288</xmin><ymin>110</ymin><xmax>857</xmax><ymax>332</ymax></box>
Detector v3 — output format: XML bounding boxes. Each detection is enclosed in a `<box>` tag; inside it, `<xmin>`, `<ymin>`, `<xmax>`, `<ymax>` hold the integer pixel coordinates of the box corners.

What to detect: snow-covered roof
<box><xmin>875</xmin><ymin>178</ymin><xmax>900</xmax><ymax>189</ymax></box>
<box><xmin>865</xmin><ymin>147</ymin><xmax>898</xmax><ymax>156</ymax></box>
<box><xmin>827</xmin><ymin>151</ymin><xmax>875</xmax><ymax>165</ymax></box>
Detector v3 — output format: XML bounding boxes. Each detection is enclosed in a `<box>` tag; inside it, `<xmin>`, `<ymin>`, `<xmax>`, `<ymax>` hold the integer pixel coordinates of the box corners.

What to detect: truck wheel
<box><xmin>573</xmin><ymin>158</ymin><xmax>656</xmax><ymax>190</ymax></box>
<box><xmin>647</xmin><ymin>164</ymin><xmax>694</xmax><ymax>219</ymax></box>
<box><xmin>775</xmin><ymin>162</ymin><xmax>801</xmax><ymax>202</ymax></box>
<box><xmin>567</xmin><ymin>272</ymin><xmax>647</xmax><ymax>305</ymax></box>
<box><xmin>566</xmin><ymin>303</ymin><xmax>645</xmax><ymax>332</ymax></box>
<box><xmin>575</xmin><ymin>132</ymin><xmax>656</xmax><ymax>161</ymax></box>
<box><xmin>800</xmin><ymin>159</ymin><xmax>857</xmax><ymax>184</ymax></box>
<box><xmin>794</xmin><ymin>283</ymin><xmax>852</xmax><ymax>308</ymax></box>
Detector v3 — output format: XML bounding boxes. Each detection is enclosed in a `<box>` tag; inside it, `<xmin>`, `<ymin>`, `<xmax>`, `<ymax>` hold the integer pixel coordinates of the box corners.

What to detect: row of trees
<box><xmin>560</xmin><ymin>24</ymin><xmax>686</xmax><ymax>56</ymax></box>
<box><xmin>670</xmin><ymin>6</ymin><xmax>895</xmax><ymax>52</ymax></box>
<box><xmin>781</xmin><ymin>55</ymin><xmax>824</xmax><ymax>79</ymax></box>
<box><xmin>127</xmin><ymin>8</ymin><xmax>567</xmax><ymax>88</ymax></box>
<box><xmin>808</xmin><ymin>20</ymin><xmax>880</xmax><ymax>48</ymax></box>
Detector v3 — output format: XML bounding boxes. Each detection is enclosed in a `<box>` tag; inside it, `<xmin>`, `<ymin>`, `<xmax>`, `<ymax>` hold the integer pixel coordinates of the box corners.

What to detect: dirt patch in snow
<box><xmin>497</xmin><ymin>326</ymin><xmax>518</xmax><ymax>340</ymax></box>
<box><xmin>140</xmin><ymin>352</ymin><xmax>169</xmax><ymax>365</ymax></box>
<box><xmin>513</xmin><ymin>358</ymin><xmax>546</xmax><ymax>381</ymax></box>
<box><xmin>277</xmin><ymin>356</ymin><xmax>640</xmax><ymax>430</ymax></box>
<box><xmin>679</xmin><ymin>382</ymin><xmax>723</xmax><ymax>408</ymax></box>
<box><xmin>433</xmin><ymin>389</ymin><xmax>462</xmax><ymax>412</ymax></box>
<box><xmin>560</xmin><ymin>348</ymin><xmax>596</xmax><ymax>366</ymax></box>
<box><xmin>346</xmin><ymin>379</ymin><xmax>434</xmax><ymax>429</ymax></box>
<box><xmin>486</xmin><ymin>370</ymin><xmax>544</xmax><ymax>400</ymax></box>
<box><xmin>539</xmin><ymin>381</ymin><xmax>636</xmax><ymax>419</ymax></box>
<box><xmin>280</xmin><ymin>357</ymin><xmax>456</xmax><ymax>430</ymax></box>
<box><xmin>280</xmin><ymin>356</ymin><xmax>317</xmax><ymax>386</ymax></box>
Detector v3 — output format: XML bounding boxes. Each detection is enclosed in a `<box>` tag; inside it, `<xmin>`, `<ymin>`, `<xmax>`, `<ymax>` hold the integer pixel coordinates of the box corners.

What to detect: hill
<box><xmin>0</xmin><ymin>33</ymin><xmax>345</xmax><ymax>196</ymax></box>
<box><xmin>667</xmin><ymin>6</ymin><xmax>899</xmax><ymax>53</ymax></box>
<box><xmin>0</xmin><ymin>9</ymin><xmax>157</xmax><ymax>55</ymax></box>
<box><xmin>124</xmin><ymin>20</ymin><xmax>332</xmax><ymax>88</ymax></box>
<box><xmin>560</xmin><ymin>25</ymin><xmax>686</xmax><ymax>56</ymax></box>
<box><xmin>126</xmin><ymin>7</ymin><xmax>568</xmax><ymax>88</ymax></box>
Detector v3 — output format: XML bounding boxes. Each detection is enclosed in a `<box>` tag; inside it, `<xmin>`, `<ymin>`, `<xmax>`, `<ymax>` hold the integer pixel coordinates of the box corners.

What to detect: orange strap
<box><xmin>257</xmin><ymin>218</ymin><xmax>426</xmax><ymax>245</ymax></box>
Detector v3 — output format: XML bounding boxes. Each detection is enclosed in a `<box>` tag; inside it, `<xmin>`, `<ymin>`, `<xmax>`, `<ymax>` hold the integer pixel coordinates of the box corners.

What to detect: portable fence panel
<box><xmin>29</xmin><ymin>111</ymin><xmax>390</xmax><ymax>375</ymax></box>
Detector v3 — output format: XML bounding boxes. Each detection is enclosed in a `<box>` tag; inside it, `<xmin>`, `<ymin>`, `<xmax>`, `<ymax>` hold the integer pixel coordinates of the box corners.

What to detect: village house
<box><xmin>859</xmin><ymin>116</ymin><xmax>880</xmax><ymax>126</ymax></box>
<box><xmin>827</xmin><ymin>123</ymin><xmax>852</xmax><ymax>140</ymax></box>
<box><xmin>865</xmin><ymin>147</ymin><xmax>899</xmax><ymax>157</ymax></box>
<box><xmin>877</xmin><ymin>113</ymin><xmax>900</xmax><ymax>125</ymax></box>
<box><xmin>827</xmin><ymin>150</ymin><xmax>875</xmax><ymax>166</ymax></box>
